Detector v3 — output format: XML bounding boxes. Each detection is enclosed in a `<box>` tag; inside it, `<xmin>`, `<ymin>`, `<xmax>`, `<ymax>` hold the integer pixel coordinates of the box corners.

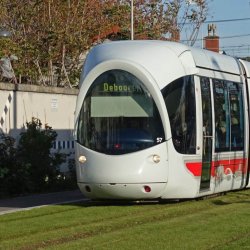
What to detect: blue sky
<box><xmin>183</xmin><ymin>0</ymin><xmax>250</xmax><ymax>57</ymax></box>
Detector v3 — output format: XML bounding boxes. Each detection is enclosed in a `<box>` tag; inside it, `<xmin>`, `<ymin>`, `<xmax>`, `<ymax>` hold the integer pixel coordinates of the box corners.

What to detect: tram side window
<box><xmin>228</xmin><ymin>82</ymin><xmax>244</xmax><ymax>150</ymax></box>
<box><xmin>162</xmin><ymin>76</ymin><xmax>196</xmax><ymax>154</ymax></box>
<box><xmin>213</xmin><ymin>80</ymin><xmax>244</xmax><ymax>152</ymax></box>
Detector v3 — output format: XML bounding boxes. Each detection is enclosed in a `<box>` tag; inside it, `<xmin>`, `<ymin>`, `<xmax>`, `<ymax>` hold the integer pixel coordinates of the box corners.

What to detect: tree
<box><xmin>0</xmin><ymin>0</ymin><xmax>120</xmax><ymax>86</ymax></box>
<box><xmin>0</xmin><ymin>134</ymin><xmax>15</xmax><ymax>180</ymax></box>
<box><xmin>0</xmin><ymin>0</ymin><xmax>210</xmax><ymax>86</ymax></box>
<box><xmin>0</xmin><ymin>133</ymin><xmax>30</xmax><ymax>196</ymax></box>
<box><xmin>122</xmin><ymin>0</ymin><xmax>210</xmax><ymax>43</ymax></box>
<box><xmin>0</xmin><ymin>118</ymin><xmax>74</xmax><ymax>197</ymax></box>
<box><xmin>178</xmin><ymin>0</ymin><xmax>210</xmax><ymax>46</ymax></box>
<box><xmin>17</xmin><ymin>117</ymin><xmax>67</xmax><ymax>192</ymax></box>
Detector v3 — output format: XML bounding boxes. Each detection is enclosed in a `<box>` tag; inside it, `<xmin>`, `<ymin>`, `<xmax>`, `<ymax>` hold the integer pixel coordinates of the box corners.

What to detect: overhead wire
<box><xmin>179</xmin><ymin>17</ymin><xmax>250</xmax><ymax>25</ymax></box>
<box><xmin>180</xmin><ymin>33</ymin><xmax>250</xmax><ymax>42</ymax></box>
<box><xmin>181</xmin><ymin>17</ymin><xmax>250</xmax><ymax>56</ymax></box>
<box><xmin>203</xmin><ymin>17</ymin><xmax>250</xmax><ymax>24</ymax></box>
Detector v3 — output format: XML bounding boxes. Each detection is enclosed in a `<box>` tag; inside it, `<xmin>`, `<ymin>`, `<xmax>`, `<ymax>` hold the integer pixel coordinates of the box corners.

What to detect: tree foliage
<box><xmin>0</xmin><ymin>118</ymin><xmax>71</xmax><ymax>197</ymax></box>
<box><xmin>0</xmin><ymin>134</ymin><xmax>17</xmax><ymax>180</ymax></box>
<box><xmin>17</xmin><ymin>118</ymin><xmax>67</xmax><ymax>192</ymax></box>
<box><xmin>0</xmin><ymin>0</ymin><xmax>210</xmax><ymax>86</ymax></box>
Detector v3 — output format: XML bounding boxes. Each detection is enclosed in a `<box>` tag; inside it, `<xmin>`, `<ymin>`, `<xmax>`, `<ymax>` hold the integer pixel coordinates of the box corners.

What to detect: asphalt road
<box><xmin>0</xmin><ymin>189</ymin><xmax>87</xmax><ymax>215</ymax></box>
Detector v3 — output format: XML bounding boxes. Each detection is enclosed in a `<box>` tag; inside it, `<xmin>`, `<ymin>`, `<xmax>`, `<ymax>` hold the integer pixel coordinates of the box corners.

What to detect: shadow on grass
<box><xmin>210</xmin><ymin>189</ymin><xmax>250</xmax><ymax>206</ymax></box>
<box><xmin>71</xmin><ymin>189</ymin><xmax>250</xmax><ymax>208</ymax></box>
<box><xmin>211</xmin><ymin>200</ymin><xmax>232</xmax><ymax>206</ymax></box>
<box><xmin>70</xmin><ymin>199</ymin><xmax>179</xmax><ymax>208</ymax></box>
<box><xmin>66</xmin><ymin>196</ymin><xmax>194</xmax><ymax>208</ymax></box>
<box><xmin>211</xmin><ymin>199</ymin><xmax>250</xmax><ymax>206</ymax></box>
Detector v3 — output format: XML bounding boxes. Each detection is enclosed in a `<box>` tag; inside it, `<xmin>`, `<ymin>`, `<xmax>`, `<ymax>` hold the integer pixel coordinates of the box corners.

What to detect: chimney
<box><xmin>204</xmin><ymin>24</ymin><xmax>219</xmax><ymax>53</ymax></box>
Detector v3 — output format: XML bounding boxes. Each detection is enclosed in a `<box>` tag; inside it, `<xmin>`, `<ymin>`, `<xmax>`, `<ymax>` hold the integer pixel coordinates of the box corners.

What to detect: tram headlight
<box><xmin>152</xmin><ymin>154</ymin><xmax>160</xmax><ymax>163</ymax></box>
<box><xmin>78</xmin><ymin>155</ymin><xmax>87</xmax><ymax>164</ymax></box>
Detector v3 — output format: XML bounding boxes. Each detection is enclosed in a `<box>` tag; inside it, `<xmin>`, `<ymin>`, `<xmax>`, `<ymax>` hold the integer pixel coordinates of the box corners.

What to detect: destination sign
<box><xmin>103</xmin><ymin>82</ymin><xmax>142</xmax><ymax>93</ymax></box>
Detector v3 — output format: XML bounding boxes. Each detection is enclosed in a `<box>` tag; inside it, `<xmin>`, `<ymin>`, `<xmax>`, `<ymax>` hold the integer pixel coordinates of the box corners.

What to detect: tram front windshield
<box><xmin>77</xmin><ymin>70</ymin><xmax>165</xmax><ymax>155</ymax></box>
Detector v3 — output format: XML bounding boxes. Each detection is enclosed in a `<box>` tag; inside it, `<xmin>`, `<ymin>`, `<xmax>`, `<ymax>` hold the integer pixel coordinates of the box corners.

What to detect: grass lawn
<box><xmin>0</xmin><ymin>189</ymin><xmax>249</xmax><ymax>250</ymax></box>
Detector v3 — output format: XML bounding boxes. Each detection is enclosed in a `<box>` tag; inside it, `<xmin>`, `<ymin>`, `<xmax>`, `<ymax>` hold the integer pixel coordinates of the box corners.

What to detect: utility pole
<box><xmin>131</xmin><ymin>0</ymin><xmax>134</xmax><ymax>40</ymax></box>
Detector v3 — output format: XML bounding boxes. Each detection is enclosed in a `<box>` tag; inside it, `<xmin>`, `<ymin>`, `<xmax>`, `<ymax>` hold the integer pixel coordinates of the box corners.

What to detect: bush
<box><xmin>0</xmin><ymin>118</ymin><xmax>75</xmax><ymax>198</ymax></box>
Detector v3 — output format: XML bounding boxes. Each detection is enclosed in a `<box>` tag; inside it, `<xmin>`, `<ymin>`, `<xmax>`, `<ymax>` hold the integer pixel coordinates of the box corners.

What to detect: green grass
<box><xmin>0</xmin><ymin>189</ymin><xmax>250</xmax><ymax>250</ymax></box>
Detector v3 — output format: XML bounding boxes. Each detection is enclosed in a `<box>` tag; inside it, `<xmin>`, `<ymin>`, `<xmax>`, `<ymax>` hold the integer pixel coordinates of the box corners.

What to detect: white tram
<box><xmin>74</xmin><ymin>41</ymin><xmax>250</xmax><ymax>200</ymax></box>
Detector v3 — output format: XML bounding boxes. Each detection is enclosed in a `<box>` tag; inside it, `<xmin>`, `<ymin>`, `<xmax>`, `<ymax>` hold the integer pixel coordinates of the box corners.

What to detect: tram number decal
<box><xmin>156</xmin><ymin>137</ymin><xmax>163</xmax><ymax>143</ymax></box>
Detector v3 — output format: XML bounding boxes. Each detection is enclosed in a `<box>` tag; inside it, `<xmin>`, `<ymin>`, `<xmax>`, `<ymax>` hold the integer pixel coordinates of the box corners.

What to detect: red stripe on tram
<box><xmin>185</xmin><ymin>158</ymin><xmax>248</xmax><ymax>177</ymax></box>
<box><xmin>185</xmin><ymin>162</ymin><xmax>202</xmax><ymax>176</ymax></box>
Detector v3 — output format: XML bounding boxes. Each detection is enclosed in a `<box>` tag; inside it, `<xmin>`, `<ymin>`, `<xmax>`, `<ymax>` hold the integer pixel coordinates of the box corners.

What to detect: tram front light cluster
<box><xmin>152</xmin><ymin>154</ymin><xmax>160</xmax><ymax>163</ymax></box>
<box><xmin>78</xmin><ymin>155</ymin><xmax>87</xmax><ymax>164</ymax></box>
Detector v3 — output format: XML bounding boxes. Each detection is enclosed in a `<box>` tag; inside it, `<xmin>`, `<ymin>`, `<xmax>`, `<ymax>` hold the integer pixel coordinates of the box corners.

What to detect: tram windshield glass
<box><xmin>77</xmin><ymin>70</ymin><xmax>165</xmax><ymax>155</ymax></box>
<box><xmin>162</xmin><ymin>76</ymin><xmax>196</xmax><ymax>154</ymax></box>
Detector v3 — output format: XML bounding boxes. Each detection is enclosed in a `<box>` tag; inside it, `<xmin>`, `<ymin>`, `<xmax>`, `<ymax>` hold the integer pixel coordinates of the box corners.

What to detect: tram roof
<box><xmin>189</xmin><ymin>46</ymin><xmax>241</xmax><ymax>76</ymax></box>
<box><xmin>82</xmin><ymin>40</ymin><xmax>241</xmax><ymax>89</ymax></box>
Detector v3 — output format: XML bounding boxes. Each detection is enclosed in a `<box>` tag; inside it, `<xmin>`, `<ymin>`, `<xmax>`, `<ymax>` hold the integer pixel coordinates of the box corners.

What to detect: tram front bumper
<box><xmin>78</xmin><ymin>182</ymin><xmax>167</xmax><ymax>200</ymax></box>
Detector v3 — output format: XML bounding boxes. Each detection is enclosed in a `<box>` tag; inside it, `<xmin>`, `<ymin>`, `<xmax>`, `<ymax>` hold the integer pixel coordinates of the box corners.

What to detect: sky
<box><xmin>183</xmin><ymin>0</ymin><xmax>250</xmax><ymax>57</ymax></box>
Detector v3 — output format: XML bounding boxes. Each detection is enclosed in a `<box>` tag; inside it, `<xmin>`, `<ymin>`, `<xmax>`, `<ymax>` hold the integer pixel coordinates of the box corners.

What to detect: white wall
<box><xmin>0</xmin><ymin>82</ymin><xmax>79</xmax><ymax>171</ymax></box>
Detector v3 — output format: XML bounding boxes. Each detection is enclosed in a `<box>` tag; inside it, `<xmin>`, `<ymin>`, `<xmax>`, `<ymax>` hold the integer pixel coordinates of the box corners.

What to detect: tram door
<box><xmin>200</xmin><ymin>77</ymin><xmax>213</xmax><ymax>190</ymax></box>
